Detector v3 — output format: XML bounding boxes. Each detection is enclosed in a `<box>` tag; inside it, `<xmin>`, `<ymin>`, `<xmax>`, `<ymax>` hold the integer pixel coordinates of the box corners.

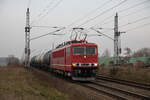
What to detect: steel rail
<box><xmin>97</xmin><ymin>75</ymin><xmax>150</xmax><ymax>91</ymax></box>
<box><xmin>30</xmin><ymin>67</ymin><xmax>127</xmax><ymax>99</ymax></box>
<box><xmin>92</xmin><ymin>82</ymin><xmax>150</xmax><ymax>100</ymax></box>
<box><xmin>30</xmin><ymin>67</ymin><xmax>150</xmax><ymax>99</ymax></box>
<box><xmin>79</xmin><ymin>83</ymin><xmax>128</xmax><ymax>100</ymax></box>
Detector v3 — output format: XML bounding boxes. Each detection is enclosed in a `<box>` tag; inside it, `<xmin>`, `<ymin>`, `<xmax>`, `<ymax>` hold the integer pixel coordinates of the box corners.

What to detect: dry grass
<box><xmin>99</xmin><ymin>65</ymin><xmax>150</xmax><ymax>85</ymax></box>
<box><xmin>32</xmin><ymin>68</ymin><xmax>112</xmax><ymax>100</ymax></box>
<box><xmin>0</xmin><ymin>65</ymin><xmax>68</xmax><ymax>100</ymax></box>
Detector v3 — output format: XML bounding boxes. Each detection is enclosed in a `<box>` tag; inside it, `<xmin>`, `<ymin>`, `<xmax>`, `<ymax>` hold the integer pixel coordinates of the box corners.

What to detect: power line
<box><xmin>31</xmin><ymin>26</ymin><xmax>63</xmax><ymax>29</ymax></box>
<box><xmin>93</xmin><ymin>0</ymin><xmax>150</xmax><ymax>27</ymax></box>
<box><xmin>120</xmin><ymin>15</ymin><xmax>150</xmax><ymax>28</ymax></box>
<box><xmin>94</xmin><ymin>6</ymin><xmax>150</xmax><ymax>33</ymax></box>
<box><xmin>77</xmin><ymin>0</ymin><xmax>127</xmax><ymax>27</ymax></box>
<box><xmin>31</xmin><ymin>0</ymin><xmax>63</xmax><ymax>25</ymax></box>
<box><xmin>91</xmin><ymin>28</ymin><xmax>114</xmax><ymax>40</ymax></box>
<box><xmin>37</xmin><ymin>0</ymin><xmax>56</xmax><ymax>17</ymax></box>
<box><xmin>93</xmin><ymin>14</ymin><xmax>150</xmax><ymax>37</ymax></box>
<box><xmin>30</xmin><ymin>27</ymin><xmax>65</xmax><ymax>41</ymax></box>
<box><xmin>118</xmin><ymin>0</ymin><xmax>150</xmax><ymax>13</ymax></box>
<box><xmin>31</xmin><ymin>0</ymin><xmax>55</xmax><ymax>25</ymax></box>
<box><xmin>40</xmin><ymin>0</ymin><xmax>63</xmax><ymax>19</ymax></box>
<box><xmin>96</xmin><ymin>15</ymin><xmax>150</xmax><ymax>35</ymax></box>
<box><xmin>120</xmin><ymin>5</ymin><xmax>150</xmax><ymax>19</ymax></box>
<box><xmin>126</xmin><ymin>22</ymin><xmax>150</xmax><ymax>32</ymax></box>
<box><xmin>94</xmin><ymin>15</ymin><xmax>113</xmax><ymax>27</ymax></box>
<box><xmin>67</xmin><ymin>0</ymin><xmax>113</xmax><ymax>27</ymax></box>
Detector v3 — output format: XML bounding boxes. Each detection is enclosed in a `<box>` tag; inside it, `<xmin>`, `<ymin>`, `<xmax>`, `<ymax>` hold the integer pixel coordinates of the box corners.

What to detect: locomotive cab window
<box><xmin>86</xmin><ymin>47</ymin><xmax>96</xmax><ymax>55</ymax></box>
<box><xmin>73</xmin><ymin>46</ymin><xmax>96</xmax><ymax>55</ymax></box>
<box><xmin>67</xmin><ymin>47</ymin><xmax>70</xmax><ymax>56</ymax></box>
<box><xmin>73</xmin><ymin>46</ymin><xmax>84</xmax><ymax>55</ymax></box>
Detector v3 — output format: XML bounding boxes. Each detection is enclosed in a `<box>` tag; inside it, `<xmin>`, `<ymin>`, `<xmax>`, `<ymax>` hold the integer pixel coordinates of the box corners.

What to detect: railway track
<box><xmin>78</xmin><ymin>75</ymin><xmax>150</xmax><ymax>100</ymax></box>
<box><xmin>30</xmin><ymin>68</ymin><xmax>150</xmax><ymax>100</ymax></box>
<box><xmin>97</xmin><ymin>75</ymin><xmax>150</xmax><ymax>91</ymax></box>
<box><xmin>79</xmin><ymin>81</ymin><xmax>150</xmax><ymax>100</ymax></box>
<box><xmin>79</xmin><ymin>83</ymin><xmax>127</xmax><ymax>100</ymax></box>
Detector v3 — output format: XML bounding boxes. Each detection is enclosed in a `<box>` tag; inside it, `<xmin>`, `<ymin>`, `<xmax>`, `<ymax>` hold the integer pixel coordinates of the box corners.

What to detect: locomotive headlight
<box><xmin>94</xmin><ymin>63</ymin><xmax>98</xmax><ymax>66</ymax></box>
<box><xmin>72</xmin><ymin>63</ymin><xmax>76</xmax><ymax>67</ymax></box>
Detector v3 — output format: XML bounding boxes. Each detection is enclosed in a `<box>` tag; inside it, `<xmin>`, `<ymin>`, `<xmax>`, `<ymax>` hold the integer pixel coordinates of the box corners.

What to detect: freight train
<box><xmin>30</xmin><ymin>40</ymin><xmax>98</xmax><ymax>81</ymax></box>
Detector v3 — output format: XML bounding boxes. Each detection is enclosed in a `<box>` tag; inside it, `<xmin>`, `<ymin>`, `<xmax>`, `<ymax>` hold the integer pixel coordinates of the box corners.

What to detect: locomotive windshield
<box><xmin>73</xmin><ymin>46</ymin><xmax>96</xmax><ymax>55</ymax></box>
<box><xmin>73</xmin><ymin>46</ymin><xmax>84</xmax><ymax>55</ymax></box>
<box><xmin>86</xmin><ymin>47</ymin><xmax>96</xmax><ymax>55</ymax></box>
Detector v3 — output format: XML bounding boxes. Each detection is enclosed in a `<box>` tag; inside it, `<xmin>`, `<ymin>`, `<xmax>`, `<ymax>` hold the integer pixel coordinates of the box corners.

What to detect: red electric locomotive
<box><xmin>50</xmin><ymin>40</ymin><xmax>98</xmax><ymax>81</ymax></box>
<box><xmin>30</xmin><ymin>28</ymin><xmax>99</xmax><ymax>81</ymax></box>
<box><xmin>31</xmin><ymin>40</ymin><xmax>98</xmax><ymax>81</ymax></box>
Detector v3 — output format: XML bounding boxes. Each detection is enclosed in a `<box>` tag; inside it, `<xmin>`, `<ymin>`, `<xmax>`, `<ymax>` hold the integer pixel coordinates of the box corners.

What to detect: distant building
<box><xmin>0</xmin><ymin>57</ymin><xmax>9</xmax><ymax>66</ymax></box>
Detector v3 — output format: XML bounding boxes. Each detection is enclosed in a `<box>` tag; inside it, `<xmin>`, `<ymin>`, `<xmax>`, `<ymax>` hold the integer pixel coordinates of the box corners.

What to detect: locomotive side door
<box><xmin>66</xmin><ymin>47</ymin><xmax>71</xmax><ymax>71</ymax></box>
<box><xmin>64</xmin><ymin>48</ymin><xmax>66</xmax><ymax>71</ymax></box>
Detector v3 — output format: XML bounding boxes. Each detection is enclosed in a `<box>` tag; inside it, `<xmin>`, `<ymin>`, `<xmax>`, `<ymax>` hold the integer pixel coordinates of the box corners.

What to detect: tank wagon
<box><xmin>30</xmin><ymin>51</ymin><xmax>51</xmax><ymax>69</ymax></box>
<box><xmin>30</xmin><ymin>40</ymin><xmax>98</xmax><ymax>81</ymax></box>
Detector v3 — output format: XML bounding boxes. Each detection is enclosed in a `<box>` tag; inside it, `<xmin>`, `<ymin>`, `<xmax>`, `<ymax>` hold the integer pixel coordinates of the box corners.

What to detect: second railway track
<box><xmin>79</xmin><ymin>81</ymin><xmax>150</xmax><ymax>100</ymax></box>
<box><xmin>97</xmin><ymin>75</ymin><xmax>150</xmax><ymax>91</ymax></box>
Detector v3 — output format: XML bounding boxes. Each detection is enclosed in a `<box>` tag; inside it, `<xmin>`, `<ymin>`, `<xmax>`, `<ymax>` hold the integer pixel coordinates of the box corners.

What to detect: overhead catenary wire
<box><xmin>126</xmin><ymin>22</ymin><xmax>150</xmax><ymax>32</ymax></box>
<box><xmin>91</xmin><ymin>28</ymin><xmax>114</xmax><ymax>40</ymax></box>
<box><xmin>76</xmin><ymin>0</ymin><xmax>127</xmax><ymax>26</ymax></box>
<box><xmin>118</xmin><ymin>0</ymin><xmax>150</xmax><ymax>13</ymax></box>
<box><xmin>31</xmin><ymin>26</ymin><xmax>64</xmax><ymax>29</ymax></box>
<box><xmin>38</xmin><ymin>0</ymin><xmax>55</xmax><ymax>17</ymax></box>
<box><xmin>31</xmin><ymin>0</ymin><xmax>63</xmax><ymax>25</ymax></box>
<box><xmin>95</xmin><ymin>14</ymin><xmax>150</xmax><ymax>36</ymax></box>
<box><xmin>39</xmin><ymin>0</ymin><xmax>63</xmax><ymax>20</ymax></box>
<box><xmin>30</xmin><ymin>0</ymin><xmax>125</xmax><ymax>40</ymax></box>
<box><xmin>120</xmin><ymin>5</ymin><xmax>150</xmax><ymax>19</ymax></box>
<box><xmin>77</xmin><ymin>0</ymin><xmax>127</xmax><ymax>27</ymax></box>
<box><xmin>93</xmin><ymin>0</ymin><xmax>150</xmax><ymax>27</ymax></box>
<box><xmin>30</xmin><ymin>27</ymin><xmax>65</xmax><ymax>41</ymax></box>
<box><xmin>93</xmin><ymin>15</ymin><xmax>150</xmax><ymax>38</ymax></box>
<box><xmin>120</xmin><ymin>15</ymin><xmax>150</xmax><ymax>28</ymax></box>
<box><xmin>67</xmin><ymin>0</ymin><xmax>113</xmax><ymax>27</ymax></box>
<box><xmin>31</xmin><ymin>0</ymin><xmax>55</xmax><ymax>25</ymax></box>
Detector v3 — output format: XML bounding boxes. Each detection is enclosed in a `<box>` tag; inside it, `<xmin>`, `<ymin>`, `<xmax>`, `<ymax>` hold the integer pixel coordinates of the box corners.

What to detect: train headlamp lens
<box><xmin>94</xmin><ymin>63</ymin><xmax>98</xmax><ymax>66</ymax></box>
<box><xmin>72</xmin><ymin>63</ymin><xmax>76</xmax><ymax>67</ymax></box>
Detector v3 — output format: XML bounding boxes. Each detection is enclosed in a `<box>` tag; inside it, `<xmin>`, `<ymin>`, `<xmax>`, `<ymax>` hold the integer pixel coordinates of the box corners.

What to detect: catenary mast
<box><xmin>25</xmin><ymin>8</ymin><xmax>31</xmax><ymax>67</ymax></box>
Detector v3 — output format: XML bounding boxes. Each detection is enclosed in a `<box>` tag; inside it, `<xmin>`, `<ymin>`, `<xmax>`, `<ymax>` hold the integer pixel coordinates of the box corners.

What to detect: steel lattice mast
<box><xmin>114</xmin><ymin>13</ymin><xmax>125</xmax><ymax>65</ymax></box>
<box><xmin>114</xmin><ymin>13</ymin><xmax>119</xmax><ymax>65</ymax></box>
<box><xmin>25</xmin><ymin>8</ymin><xmax>31</xmax><ymax>67</ymax></box>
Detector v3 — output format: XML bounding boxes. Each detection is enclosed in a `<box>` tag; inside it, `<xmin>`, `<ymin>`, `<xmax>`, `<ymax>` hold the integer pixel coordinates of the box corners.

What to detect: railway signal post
<box><xmin>25</xmin><ymin>8</ymin><xmax>31</xmax><ymax>67</ymax></box>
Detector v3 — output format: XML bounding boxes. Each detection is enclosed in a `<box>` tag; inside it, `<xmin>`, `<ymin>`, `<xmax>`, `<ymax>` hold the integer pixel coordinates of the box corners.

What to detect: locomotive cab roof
<box><xmin>55</xmin><ymin>40</ymin><xmax>97</xmax><ymax>49</ymax></box>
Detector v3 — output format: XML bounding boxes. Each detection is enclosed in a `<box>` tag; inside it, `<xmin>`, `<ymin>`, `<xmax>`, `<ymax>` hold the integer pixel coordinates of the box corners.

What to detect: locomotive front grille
<box><xmin>81</xmin><ymin>63</ymin><xmax>90</xmax><ymax>66</ymax></box>
<box><xmin>74</xmin><ymin>63</ymin><xmax>97</xmax><ymax>67</ymax></box>
<box><xmin>72</xmin><ymin>63</ymin><xmax>98</xmax><ymax>67</ymax></box>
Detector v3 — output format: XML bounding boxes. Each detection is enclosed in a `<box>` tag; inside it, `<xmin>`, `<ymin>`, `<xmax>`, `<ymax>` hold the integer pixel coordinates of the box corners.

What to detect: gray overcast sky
<box><xmin>0</xmin><ymin>0</ymin><xmax>150</xmax><ymax>58</ymax></box>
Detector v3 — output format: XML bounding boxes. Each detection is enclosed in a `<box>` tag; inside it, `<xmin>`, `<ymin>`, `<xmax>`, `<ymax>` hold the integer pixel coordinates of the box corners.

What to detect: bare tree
<box><xmin>123</xmin><ymin>47</ymin><xmax>132</xmax><ymax>63</ymax></box>
<box><xmin>124</xmin><ymin>47</ymin><xmax>132</xmax><ymax>57</ymax></box>
<box><xmin>101</xmin><ymin>49</ymin><xmax>111</xmax><ymax>57</ymax></box>
<box><xmin>132</xmin><ymin>48</ymin><xmax>150</xmax><ymax>57</ymax></box>
<box><xmin>8</xmin><ymin>55</ymin><xmax>20</xmax><ymax>65</ymax></box>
